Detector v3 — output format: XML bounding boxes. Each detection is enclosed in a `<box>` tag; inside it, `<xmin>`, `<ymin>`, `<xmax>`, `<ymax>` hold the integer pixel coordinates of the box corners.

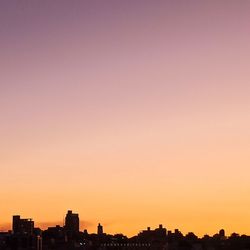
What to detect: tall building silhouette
<box><xmin>12</xmin><ymin>215</ymin><xmax>34</xmax><ymax>235</ymax></box>
<box><xmin>97</xmin><ymin>223</ymin><xmax>103</xmax><ymax>235</ymax></box>
<box><xmin>64</xmin><ymin>210</ymin><xmax>79</xmax><ymax>235</ymax></box>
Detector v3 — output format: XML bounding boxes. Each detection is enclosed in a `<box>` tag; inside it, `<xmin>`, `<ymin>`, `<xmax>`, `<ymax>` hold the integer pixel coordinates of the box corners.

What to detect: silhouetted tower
<box><xmin>97</xmin><ymin>223</ymin><xmax>103</xmax><ymax>235</ymax></box>
<box><xmin>13</xmin><ymin>215</ymin><xmax>21</xmax><ymax>233</ymax></box>
<box><xmin>65</xmin><ymin>210</ymin><xmax>79</xmax><ymax>235</ymax></box>
<box><xmin>219</xmin><ymin>229</ymin><xmax>225</xmax><ymax>237</ymax></box>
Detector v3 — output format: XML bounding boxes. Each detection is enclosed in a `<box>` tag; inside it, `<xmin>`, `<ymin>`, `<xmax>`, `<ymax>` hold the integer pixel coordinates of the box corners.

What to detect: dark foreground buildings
<box><xmin>1</xmin><ymin>211</ymin><xmax>250</xmax><ymax>250</ymax></box>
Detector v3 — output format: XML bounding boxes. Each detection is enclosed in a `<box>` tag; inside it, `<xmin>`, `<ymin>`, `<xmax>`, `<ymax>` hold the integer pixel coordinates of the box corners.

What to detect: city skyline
<box><xmin>0</xmin><ymin>210</ymin><xmax>238</xmax><ymax>238</ymax></box>
<box><xmin>0</xmin><ymin>209</ymin><xmax>248</xmax><ymax>238</ymax></box>
<box><xmin>4</xmin><ymin>211</ymin><xmax>243</xmax><ymax>250</ymax></box>
<box><xmin>1</xmin><ymin>0</ymin><xmax>250</xmax><ymax>238</ymax></box>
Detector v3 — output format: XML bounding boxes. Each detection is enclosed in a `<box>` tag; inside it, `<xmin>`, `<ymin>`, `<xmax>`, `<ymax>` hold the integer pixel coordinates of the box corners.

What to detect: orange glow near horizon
<box><xmin>1</xmin><ymin>0</ymin><xmax>250</xmax><ymax>237</ymax></box>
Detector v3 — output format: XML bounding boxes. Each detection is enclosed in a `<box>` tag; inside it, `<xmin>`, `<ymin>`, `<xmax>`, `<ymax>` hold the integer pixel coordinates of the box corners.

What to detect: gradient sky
<box><xmin>1</xmin><ymin>0</ymin><xmax>250</xmax><ymax>237</ymax></box>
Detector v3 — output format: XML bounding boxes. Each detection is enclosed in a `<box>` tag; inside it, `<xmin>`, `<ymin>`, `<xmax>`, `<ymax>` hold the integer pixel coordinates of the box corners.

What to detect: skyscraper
<box><xmin>64</xmin><ymin>210</ymin><xmax>79</xmax><ymax>235</ymax></box>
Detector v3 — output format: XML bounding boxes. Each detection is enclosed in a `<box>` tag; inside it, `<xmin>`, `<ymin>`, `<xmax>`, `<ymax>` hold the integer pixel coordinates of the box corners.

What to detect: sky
<box><xmin>1</xmin><ymin>0</ymin><xmax>250</xmax><ymax>237</ymax></box>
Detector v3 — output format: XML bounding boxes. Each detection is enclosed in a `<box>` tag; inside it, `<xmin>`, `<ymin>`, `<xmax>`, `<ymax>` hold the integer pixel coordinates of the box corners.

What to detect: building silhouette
<box><xmin>64</xmin><ymin>210</ymin><xmax>79</xmax><ymax>236</ymax></box>
<box><xmin>97</xmin><ymin>223</ymin><xmax>103</xmax><ymax>235</ymax></box>
<box><xmin>12</xmin><ymin>215</ymin><xmax>34</xmax><ymax>235</ymax></box>
<box><xmin>137</xmin><ymin>224</ymin><xmax>167</xmax><ymax>244</ymax></box>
